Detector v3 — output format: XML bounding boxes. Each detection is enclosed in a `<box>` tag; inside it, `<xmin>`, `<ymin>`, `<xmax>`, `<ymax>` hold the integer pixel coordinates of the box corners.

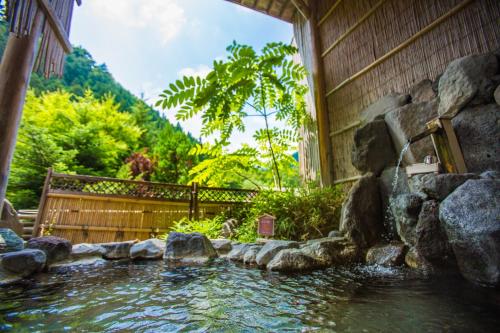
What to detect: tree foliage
<box><xmin>158</xmin><ymin>41</ymin><xmax>308</xmax><ymax>190</ymax></box>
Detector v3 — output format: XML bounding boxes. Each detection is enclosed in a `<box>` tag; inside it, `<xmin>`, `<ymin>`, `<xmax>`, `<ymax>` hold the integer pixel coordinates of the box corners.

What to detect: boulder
<box><xmin>99</xmin><ymin>240</ymin><xmax>137</xmax><ymax>260</ymax></box>
<box><xmin>255</xmin><ymin>240</ymin><xmax>299</xmax><ymax>266</ymax></box>
<box><xmin>1</xmin><ymin>249</ymin><xmax>46</xmax><ymax>277</ymax></box>
<box><xmin>390</xmin><ymin>193</ymin><xmax>424</xmax><ymax>246</ymax></box>
<box><xmin>71</xmin><ymin>243</ymin><xmax>106</xmax><ymax>258</ymax></box>
<box><xmin>227</xmin><ymin>243</ymin><xmax>254</xmax><ymax>261</ymax></box>
<box><xmin>0</xmin><ymin>200</ymin><xmax>23</xmax><ymax>236</ymax></box>
<box><xmin>409</xmin><ymin>173</ymin><xmax>478</xmax><ymax>201</ymax></box>
<box><xmin>384</xmin><ymin>99</ymin><xmax>439</xmax><ymax>165</ymax></box>
<box><xmin>340</xmin><ymin>174</ymin><xmax>384</xmax><ymax>249</ymax></box>
<box><xmin>438</xmin><ymin>53</ymin><xmax>498</xmax><ymax>117</ymax></box>
<box><xmin>410</xmin><ymin>79</ymin><xmax>436</xmax><ymax>103</ymax></box>
<box><xmin>130</xmin><ymin>239</ymin><xmax>165</xmax><ymax>260</ymax></box>
<box><xmin>301</xmin><ymin>237</ymin><xmax>359</xmax><ymax>266</ymax></box>
<box><xmin>267</xmin><ymin>249</ymin><xmax>322</xmax><ymax>272</ymax></box>
<box><xmin>452</xmin><ymin>104</ymin><xmax>500</xmax><ymax>173</ymax></box>
<box><xmin>405</xmin><ymin>247</ymin><xmax>433</xmax><ymax>272</ymax></box>
<box><xmin>27</xmin><ymin>236</ymin><xmax>72</xmax><ymax>264</ymax></box>
<box><xmin>379</xmin><ymin>167</ymin><xmax>410</xmax><ymax>239</ymax></box>
<box><xmin>360</xmin><ymin>93</ymin><xmax>410</xmax><ymax>124</ymax></box>
<box><xmin>243</xmin><ymin>245</ymin><xmax>263</xmax><ymax>265</ymax></box>
<box><xmin>0</xmin><ymin>228</ymin><xmax>24</xmax><ymax>253</ymax></box>
<box><xmin>440</xmin><ymin>179</ymin><xmax>500</xmax><ymax>286</ymax></box>
<box><xmin>415</xmin><ymin>200</ymin><xmax>453</xmax><ymax>264</ymax></box>
<box><xmin>211</xmin><ymin>239</ymin><xmax>232</xmax><ymax>254</ymax></box>
<box><xmin>351</xmin><ymin>119</ymin><xmax>396</xmax><ymax>175</ymax></box>
<box><xmin>165</xmin><ymin>232</ymin><xmax>217</xmax><ymax>263</ymax></box>
<box><xmin>366</xmin><ymin>243</ymin><xmax>407</xmax><ymax>267</ymax></box>
<box><xmin>494</xmin><ymin>84</ymin><xmax>500</xmax><ymax>105</ymax></box>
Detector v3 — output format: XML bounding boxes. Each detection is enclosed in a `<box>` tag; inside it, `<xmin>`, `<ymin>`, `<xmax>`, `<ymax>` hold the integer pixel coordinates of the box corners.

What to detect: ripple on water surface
<box><xmin>0</xmin><ymin>260</ymin><xmax>499</xmax><ymax>332</ymax></box>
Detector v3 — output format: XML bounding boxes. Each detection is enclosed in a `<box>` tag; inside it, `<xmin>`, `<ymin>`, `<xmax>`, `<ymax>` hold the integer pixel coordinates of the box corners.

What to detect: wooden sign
<box><xmin>258</xmin><ymin>214</ymin><xmax>275</xmax><ymax>236</ymax></box>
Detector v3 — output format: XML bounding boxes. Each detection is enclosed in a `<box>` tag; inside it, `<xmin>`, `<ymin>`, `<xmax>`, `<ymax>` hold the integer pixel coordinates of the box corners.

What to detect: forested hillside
<box><xmin>0</xmin><ymin>18</ymin><xmax>199</xmax><ymax>208</ymax></box>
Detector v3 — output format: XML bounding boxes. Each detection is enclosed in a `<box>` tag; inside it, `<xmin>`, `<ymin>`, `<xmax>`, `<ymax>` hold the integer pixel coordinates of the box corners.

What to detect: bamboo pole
<box><xmin>308</xmin><ymin>1</ymin><xmax>334</xmax><ymax>186</ymax></box>
<box><xmin>0</xmin><ymin>8</ymin><xmax>45</xmax><ymax>214</ymax></box>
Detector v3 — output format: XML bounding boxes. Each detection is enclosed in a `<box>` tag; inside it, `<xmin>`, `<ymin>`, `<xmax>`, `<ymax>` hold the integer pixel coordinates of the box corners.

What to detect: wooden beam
<box><xmin>326</xmin><ymin>0</ymin><xmax>474</xmax><ymax>97</ymax></box>
<box><xmin>36</xmin><ymin>0</ymin><xmax>72</xmax><ymax>53</ymax></box>
<box><xmin>321</xmin><ymin>0</ymin><xmax>386</xmax><ymax>58</ymax></box>
<box><xmin>41</xmin><ymin>224</ymin><xmax>170</xmax><ymax>234</ymax></box>
<box><xmin>0</xmin><ymin>9</ymin><xmax>45</xmax><ymax>215</ymax></box>
<box><xmin>329</xmin><ymin>120</ymin><xmax>361</xmax><ymax>137</ymax></box>
<box><xmin>290</xmin><ymin>0</ymin><xmax>310</xmax><ymax>19</ymax></box>
<box><xmin>308</xmin><ymin>1</ymin><xmax>334</xmax><ymax>186</ymax></box>
<box><xmin>333</xmin><ymin>175</ymin><xmax>362</xmax><ymax>185</ymax></box>
<box><xmin>317</xmin><ymin>0</ymin><xmax>342</xmax><ymax>26</ymax></box>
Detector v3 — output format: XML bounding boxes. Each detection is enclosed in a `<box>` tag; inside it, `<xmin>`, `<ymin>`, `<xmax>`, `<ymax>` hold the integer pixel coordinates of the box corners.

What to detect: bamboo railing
<box><xmin>33</xmin><ymin>170</ymin><xmax>258</xmax><ymax>244</ymax></box>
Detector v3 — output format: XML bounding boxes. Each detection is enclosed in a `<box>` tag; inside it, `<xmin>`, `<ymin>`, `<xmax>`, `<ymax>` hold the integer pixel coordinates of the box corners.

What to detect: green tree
<box><xmin>158</xmin><ymin>41</ymin><xmax>308</xmax><ymax>189</ymax></box>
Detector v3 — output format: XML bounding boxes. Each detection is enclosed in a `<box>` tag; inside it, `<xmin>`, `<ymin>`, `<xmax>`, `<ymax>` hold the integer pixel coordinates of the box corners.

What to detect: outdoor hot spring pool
<box><xmin>1</xmin><ymin>260</ymin><xmax>499</xmax><ymax>332</ymax></box>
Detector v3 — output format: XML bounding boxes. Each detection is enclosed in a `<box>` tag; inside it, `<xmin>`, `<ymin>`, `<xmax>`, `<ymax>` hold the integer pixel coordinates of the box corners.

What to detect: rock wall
<box><xmin>340</xmin><ymin>51</ymin><xmax>500</xmax><ymax>287</ymax></box>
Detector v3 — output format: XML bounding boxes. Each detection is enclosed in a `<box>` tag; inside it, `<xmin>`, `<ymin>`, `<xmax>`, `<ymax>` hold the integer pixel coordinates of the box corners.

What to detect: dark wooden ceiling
<box><xmin>224</xmin><ymin>0</ymin><xmax>297</xmax><ymax>23</ymax></box>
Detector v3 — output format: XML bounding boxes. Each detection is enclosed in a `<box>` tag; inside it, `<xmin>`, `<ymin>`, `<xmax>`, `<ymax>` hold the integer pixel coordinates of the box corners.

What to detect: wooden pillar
<box><xmin>0</xmin><ymin>9</ymin><xmax>45</xmax><ymax>213</ymax></box>
<box><xmin>308</xmin><ymin>1</ymin><xmax>334</xmax><ymax>186</ymax></box>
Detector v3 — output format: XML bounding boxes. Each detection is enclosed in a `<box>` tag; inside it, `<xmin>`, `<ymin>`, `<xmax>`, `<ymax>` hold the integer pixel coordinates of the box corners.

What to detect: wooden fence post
<box><xmin>33</xmin><ymin>167</ymin><xmax>52</xmax><ymax>237</ymax></box>
<box><xmin>193</xmin><ymin>182</ymin><xmax>200</xmax><ymax>221</ymax></box>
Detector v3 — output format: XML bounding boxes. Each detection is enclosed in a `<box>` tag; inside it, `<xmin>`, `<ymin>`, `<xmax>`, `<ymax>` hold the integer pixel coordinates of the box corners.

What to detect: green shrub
<box><xmin>234</xmin><ymin>185</ymin><xmax>345</xmax><ymax>242</ymax></box>
<box><xmin>161</xmin><ymin>185</ymin><xmax>345</xmax><ymax>243</ymax></box>
<box><xmin>168</xmin><ymin>215</ymin><xmax>225</xmax><ymax>239</ymax></box>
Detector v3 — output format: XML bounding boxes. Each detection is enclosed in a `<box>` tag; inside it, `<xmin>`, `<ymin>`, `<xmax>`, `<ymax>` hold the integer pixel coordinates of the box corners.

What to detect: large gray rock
<box><xmin>165</xmin><ymin>232</ymin><xmax>217</xmax><ymax>263</ymax></box>
<box><xmin>379</xmin><ymin>167</ymin><xmax>410</xmax><ymax>239</ymax></box>
<box><xmin>340</xmin><ymin>174</ymin><xmax>384</xmax><ymax>249</ymax></box>
<box><xmin>48</xmin><ymin>257</ymin><xmax>106</xmax><ymax>272</ymax></box>
<box><xmin>227</xmin><ymin>243</ymin><xmax>254</xmax><ymax>261</ymax></box>
<box><xmin>27</xmin><ymin>236</ymin><xmax>72</xmax><ymax>264</ymax></box>
<box><xmin>301</xmin><ymin>237</ymin><xmax>359</xmax><ymax>266</ymax></box>
<box><xmin>71</xmin><ymin>243</ymin><xmax>106</xmax><ymax>258</ymax></box>
<box><xmin>366</xmin><ymin>243</ymin><xmax>407</xmax><ymax>267</ymax></box>
<box><xmin>390</xmin><ymin>193</ymin><xmax>424</xmax><ymax>247</ymax></box>
<box><xmin>130</xmin><ymin>239</ymin><xmax>165</xmax><ymax>260</ymax></box>
<box><xmin>452</xmin><ymin>104</ymin><xmax>500</xmax><ymax>173</ymax></box>
<box><xmin>494</xmin><ymin>84</ymin><xmax>500</xmax><ymax>105</ymax></box>
<box><xmin>255</xmin><ymin>240</ymin><xmax>299</xmax><ymax>266</ymax></box>
<box><xmin>266</xmin><ymin>249</ymin><xmax>321</xmax><ymax>272</ymax></box>
<box><xmin>1</xmin><ymin>249</ymin><xmax>46</xmax><ymax>277</ymax></box>
<box><xmin>415</xmin><ymin>200</ymin><xmax>453</xmax><ymax>264</ymax></box>
<box><xmin>211</xmin><ymin>239</ymin><xmax>232</xmax><ymax>254</ymax></box>
<box><xmin>243</xmin><ymin>245</ymin><xmax>263</xmax><ymax>265</ymax></box>
<box><xmin>480</xmin><ymin>170</ymin><xmax>499</xmax><ymax>180</ymax></box>
<box><xmin>410</xmin><ymin>79</ymin><xmax>436</xmax><ymax>103</ymax></box>
<box><xmin>0</xmin><ymin>200</ymin><xmax>23</xmax><ymax>236</ymax></box>
<box><xmin>99</xmin><ymin>240</ymin><xmax>137</xmax><ymax>260</ymax></box>
<box><xmin>384</xmin><ymin>99</ymin><xmax>439</xmax><ymax>165</ymax></box>
<box><xmin>360</xmin><ymin>93</ymin><xmax>410</xmax><ymax>124</ymax></box>
<box><xmin>0</xmin><ymin>228</ymin><xmax>24</xmax><ymax>253</ymax></box>
<box><xmin>438</xmin><ymin>53</ymin><xmax>498</xmax><ymax>117</ymax></box>
<box><xmin>409</xmin><ymin>173</ymin><xmax>478</xmax><ymax>201</ymax></box>
<box><xmin>351</xmin><ymin>119</ymin><xmax>396</xmax><ymax>175</ymax></box>
<box><xmin>440</xmin><ymin>179</ymin><xmax>500</xmax><ymax>286</ymax></box>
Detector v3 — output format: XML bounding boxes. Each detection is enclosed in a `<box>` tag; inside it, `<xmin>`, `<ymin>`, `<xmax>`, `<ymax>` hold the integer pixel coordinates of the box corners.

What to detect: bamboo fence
<box><xmin>33</xmin><ymin>170</ymin><xmax>258</xmax><ymax>244</ymax></box>
<box><xmin>295</xmin><ymin>0</ymin><xmax>500</xmax><ymax>183</ymax></box>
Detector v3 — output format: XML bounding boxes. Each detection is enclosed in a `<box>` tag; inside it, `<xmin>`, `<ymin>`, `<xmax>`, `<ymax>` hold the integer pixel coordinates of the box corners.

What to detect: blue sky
<box><xmin>70</xmin><ymin>0</ymin><xmax>293</xmax><ymax>149</ymax></box>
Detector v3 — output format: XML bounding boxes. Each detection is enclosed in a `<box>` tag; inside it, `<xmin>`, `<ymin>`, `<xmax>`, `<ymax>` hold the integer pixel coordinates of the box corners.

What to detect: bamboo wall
<box><xmin>34</xmin><ymin>172</ymin><xmax>257</xmax><ymax>244</ymax></box>
<box><xmin>295</xmin><ymin>0</ymin><xmax>500</xmax><ymax>183</ymax></box>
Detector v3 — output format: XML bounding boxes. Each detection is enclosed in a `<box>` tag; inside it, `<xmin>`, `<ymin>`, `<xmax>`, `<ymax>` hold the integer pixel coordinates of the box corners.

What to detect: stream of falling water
<box><xmin>384</xmin><ymin>142</ymin><xmax>411</xmax><ymax>239</ymax></box>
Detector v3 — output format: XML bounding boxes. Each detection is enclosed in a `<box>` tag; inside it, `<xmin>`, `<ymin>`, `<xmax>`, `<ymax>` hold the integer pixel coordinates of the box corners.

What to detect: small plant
<box><xmin>168</xmin><ymin>215</ymin><xmax>225</xmax><ymax>239</ymax></box>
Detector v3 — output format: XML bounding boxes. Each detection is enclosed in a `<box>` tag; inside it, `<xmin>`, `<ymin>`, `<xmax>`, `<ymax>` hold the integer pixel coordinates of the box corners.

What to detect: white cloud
<box><xmin>177</xmin><ymin>64</ymin><xmax>212</xmax><ymax>78</ymax></box>
<box><xmin>87</xmin><ymin>0</ymin><xmax>186</xmax><ymax>45</ymax></box>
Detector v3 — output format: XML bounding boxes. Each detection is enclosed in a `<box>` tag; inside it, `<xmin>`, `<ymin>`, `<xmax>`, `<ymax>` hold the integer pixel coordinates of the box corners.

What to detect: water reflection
<box><xmin>0</xmin><ymin>260</ymin><xmax>499</xmax><ymax>332</ymax></box>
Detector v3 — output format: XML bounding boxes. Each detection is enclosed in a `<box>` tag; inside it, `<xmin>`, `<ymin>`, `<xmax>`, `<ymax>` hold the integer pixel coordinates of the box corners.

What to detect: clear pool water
<box><xmin>0</xmin><ymin>259</ymin><xmax>499</xmax><ymax>332</ymax></box>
